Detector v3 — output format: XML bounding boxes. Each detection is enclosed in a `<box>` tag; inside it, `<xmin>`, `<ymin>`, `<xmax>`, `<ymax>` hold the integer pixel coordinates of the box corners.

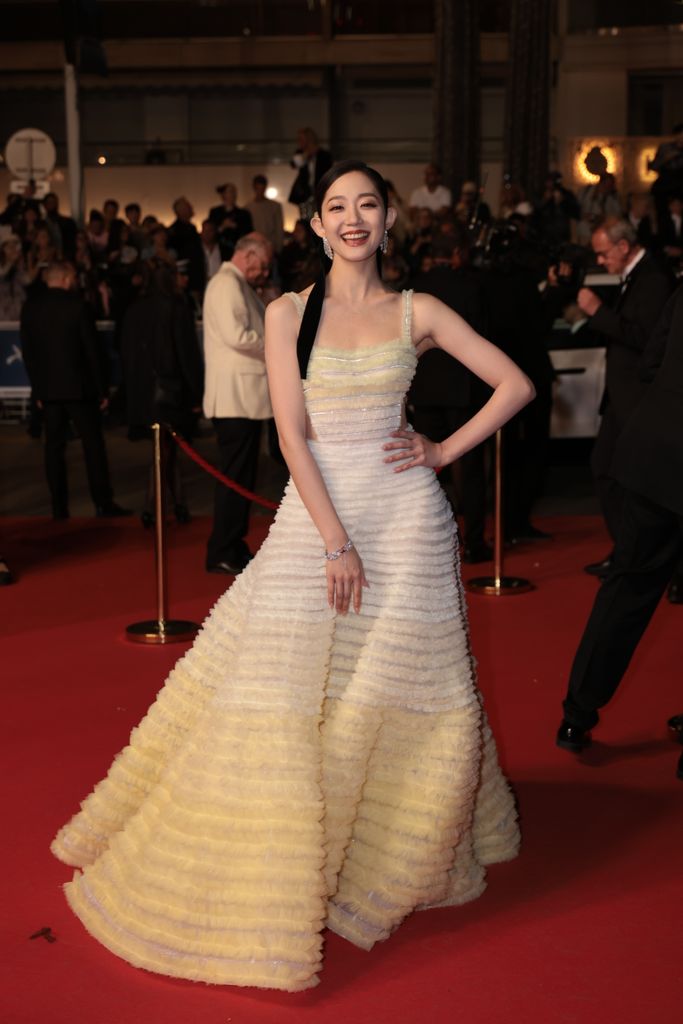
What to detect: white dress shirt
<box><xmin>409</xmin><ymin>184</ymin><xmax>452</xmax><ymax>212</ymax></box>
<box><xmin>203</xmin><ymin>243</ymin><xmax>222</xmax><ymax>281</ymax></box>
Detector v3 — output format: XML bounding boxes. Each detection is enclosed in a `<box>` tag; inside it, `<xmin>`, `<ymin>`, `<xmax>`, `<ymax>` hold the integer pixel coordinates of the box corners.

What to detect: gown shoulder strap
<box><xmin>295</xmin><ymin>276</ymin><xmax>326</xmax><ymax>380</ymax></box>
<box><xmin>285</xmin><ymin>291</ymin><xmax>306</xmax><ymax>318</ymax></box>
<box><xmin>402</xmin><ymin>289</ymin><xmax>414</xmax><ymax>342</ymax></box>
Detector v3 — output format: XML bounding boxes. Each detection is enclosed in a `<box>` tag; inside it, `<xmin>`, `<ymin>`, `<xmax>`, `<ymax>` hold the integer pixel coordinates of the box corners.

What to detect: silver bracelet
<box><xmin>324</xmin><ymin>539</ymin><xmax>354</xmax><ymax>561</ymax></box>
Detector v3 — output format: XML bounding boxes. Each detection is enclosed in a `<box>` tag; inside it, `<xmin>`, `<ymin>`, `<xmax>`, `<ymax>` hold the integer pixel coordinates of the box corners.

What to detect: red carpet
<box><xmin>1</xmin><ymin>515</ymin><xmax>681</xmax><ymax>1024</ymax></box>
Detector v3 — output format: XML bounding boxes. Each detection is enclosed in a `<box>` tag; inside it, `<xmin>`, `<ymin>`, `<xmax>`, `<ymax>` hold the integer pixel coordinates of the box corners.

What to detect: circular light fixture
<box><xmin>265</xmin><ymin>186</ymin><xmax>278</xmax><ymax>200</ymax></box>
<box><xmin>574</xmin><ymin>141</ymin><xmax>618</xmax><ymax>184</ymax></box>
<box><xmin>97</xmin><ymin>155</ymin><xmax>107</xmax><ymax>165</ymax></box>
<box><xmin>638</xmin><ymin>147</ymin><xmax>657</xmax><ymax>184</ymax></box>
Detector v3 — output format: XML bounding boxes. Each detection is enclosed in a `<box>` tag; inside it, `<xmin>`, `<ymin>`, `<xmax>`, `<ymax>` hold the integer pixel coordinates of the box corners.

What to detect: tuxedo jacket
<box><xmin>166</xmin><ymin>218</ymin><xmax>206</xmax><ymax>295</ymax></box>
<box><xmin>659</xmin><ymin>213</ymin><xmax>683</xmax><ymax>248</ymax></box>
<box><xmin>611</xmin><ymin>284</ymin><xmax>683</xmax><ymax>516</ymax></box>
<box><xmin>202</xmin><ymin>262</ymin><xmax>272</xmax><ymax>420</ymax></box>
<box><xmin>589</xmin><ymin>251</ymin><xmax>672</xmax><ymax>423</ymax></box>
<box><xmin>20</xmin><ymin>289</ymin><xmax>106</xmax><ymax>402</ymax></box>
<box><xmin>409</xmin><ymin>267</ymin><xmax>487</xmax><ymax>409</ymax></box>
<box><xmin>483</xmin><ymin>266</ymin><xmax>555</xmax><ymax>390</ymax></box>
<box><xmin>121</xmin><ymin>292</ymin><xmax>203</xmax><ymax>429</ymax></box>
<box><xmin>207</xmin><ymin>205</ymin><xmax>253</xmax><ymax>259</ymax></box>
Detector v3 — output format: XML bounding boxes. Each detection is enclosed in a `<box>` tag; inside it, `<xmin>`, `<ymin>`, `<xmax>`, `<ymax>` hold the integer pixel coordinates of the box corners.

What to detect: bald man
<box><xmin>203</xmin><ymin>233</ymin><xmax>273</xmax><ymax>574</ymax></box>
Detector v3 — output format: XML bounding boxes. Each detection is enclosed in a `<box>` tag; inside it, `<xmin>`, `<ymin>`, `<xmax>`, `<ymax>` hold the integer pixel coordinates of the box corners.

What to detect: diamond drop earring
<box><xmin>380</xmin><ymin>230</ymin><xmax>389</xmax><ymax>255</ymax></box>
<box><xmin>323</xmin><ymin>237</ymin><xmax>334</xmax><ymax>260</ymax></box>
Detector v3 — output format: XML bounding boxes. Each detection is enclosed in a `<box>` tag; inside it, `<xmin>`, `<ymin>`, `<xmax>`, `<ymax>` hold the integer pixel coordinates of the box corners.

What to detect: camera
<box><xmin>549</xmin><ymin>243</ymin><xmax>589</xmax><ymax>298</ymax></box>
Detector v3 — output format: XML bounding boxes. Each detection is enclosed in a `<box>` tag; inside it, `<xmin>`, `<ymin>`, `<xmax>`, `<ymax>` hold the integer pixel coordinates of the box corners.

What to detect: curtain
<box><xmin>503</xmin><ymin>0</ymin><xmax>552</xmax><ymax>199</ymax></box>
<box><xmin>433</xmin><ymin>0</ymin><xmax>481</xmax><ymax>196</ymax></box>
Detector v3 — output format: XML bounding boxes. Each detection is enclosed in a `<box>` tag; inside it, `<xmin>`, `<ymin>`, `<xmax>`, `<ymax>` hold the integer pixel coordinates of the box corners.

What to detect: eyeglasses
<box><xmin>594</xmin><ymin>242</ymin><xmax>622</xmax><ymax>259</ymax></box>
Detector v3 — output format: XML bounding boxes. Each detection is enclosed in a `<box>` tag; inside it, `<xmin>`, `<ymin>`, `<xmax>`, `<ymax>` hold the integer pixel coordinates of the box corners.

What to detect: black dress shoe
<box><xmin>462</xmin><ymin>542</ymin><xmax>493</xmax><ymax>564</ymax></box>
<box><xmin>667</xmin><ymin>714</ymin><xmax>683</xmax><ymax>745</ymax></box>
<box><xmin>584</xmin><ymin>555</ymin><xmax>613</xmax><ymax>578</ymax></box>
<box><xmin>95</xmin><ymin>502</ymin><xmax>133</xmax><ymax>518</ymax></box>
<box><xmin>208</xmin><ymin>561</ymin><xmax>250</xmax><ymax>577</ymax></box>
<box><xmin>667</xmin><ymin>578</ymin><xmax>683</xmax><ymax>604</ymax></box>
<box><xmin>556</xmin><ymin>720</ymin><xmax>592</xmax><ymax>753</ymax></box>
<box><xmin>0</xmin><ymin>558</ymin><xmax>14</xmax><ymax>586</ymax></box>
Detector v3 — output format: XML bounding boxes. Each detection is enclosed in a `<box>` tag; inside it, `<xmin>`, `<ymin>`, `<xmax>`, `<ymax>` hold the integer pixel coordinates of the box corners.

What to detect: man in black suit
<box><xmin>483</xmin><ymin>230</ymin><xmax>556</xmax><ymax>545</ymax></box>
<box><xmin>20</xmin><ymin>261</ymin><xmax>129</xmax><ymax>520</ymax></box>
<box><xmin>658</xmin><ymin>193</ymin><xmax>683</xmax><ymax>273</ymax></box>
<box><xmin>409</xmin><ymin>232</ymin><xmax>490</xmax><ymax>562</ymax></box>
<box><xmin>576</xmin><ymin>218</ymin><xmax>672</xmax><ymax>572</ymax></box>
<box><xmin>208</xmin><ymin>184</ymin><xmax>253</xmax><ymax>262</ymax></box>
<box><xmin>557</xmin><ymin>285</ymin><xmax>683</xmax><ymax>757</ymax></box>
<box><xmin>166</xmin><ymin>196</ymin><xmax>206</xmax><ymax>303</ymax></box>
<box><xmin>43</xmin><ymin>192</ymin><xmax>77</xmax><ymax>261</ymax></box>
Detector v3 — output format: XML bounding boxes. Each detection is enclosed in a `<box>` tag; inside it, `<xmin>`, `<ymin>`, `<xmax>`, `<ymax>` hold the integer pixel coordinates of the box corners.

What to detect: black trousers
<box><xmin>503</xmin><ymin>383</ymin><xmax>552</xmax><ymax>536</ymax></box>
<box><xmin>563</xmin><ymin>488</ymin><xmax>683</xmax><ymax>730</ymax></box>
<box><xmin>591</xmin><ymin>405</ymin><xmax>625</xmax><ymax>544</ymax></box>
<box><xmin>42</xmin><ymin>400</ymin><xmax>113</xmax><ymax>514</ymax></box>
<box><xmin>206</xmin><ymin>416</ymin><xmax>262</xmax><ymax>567</ymax></box>
<box><xmin>411</xmin><ymin>405</ymin><xmax>487</xmax><ymax>550</ymax></box>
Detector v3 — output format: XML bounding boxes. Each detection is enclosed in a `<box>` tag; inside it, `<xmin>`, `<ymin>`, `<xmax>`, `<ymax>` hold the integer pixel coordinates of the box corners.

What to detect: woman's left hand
<box><xmin>382</xmin><ymin>430</ymin><xmax>444</xmax><ymax>472</ymax></box>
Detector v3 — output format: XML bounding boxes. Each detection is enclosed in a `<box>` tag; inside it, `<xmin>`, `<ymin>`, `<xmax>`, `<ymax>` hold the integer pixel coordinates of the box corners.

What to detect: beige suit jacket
<box><xmin>202</xmin><ymin>261</ymin><xmax>272</xmax><ymax>420</ymax></box>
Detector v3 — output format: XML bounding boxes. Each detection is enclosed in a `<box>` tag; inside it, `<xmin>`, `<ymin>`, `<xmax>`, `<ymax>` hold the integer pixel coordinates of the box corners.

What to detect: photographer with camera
<box><xmin>540</xmin><ymin>243</ymin><xmax>610</xmax><ymax>354</ymax></box>
<box><xmin>288</xmin><ymin>128</ymin><xmax>333</xmax><ymax>220</ymax></box>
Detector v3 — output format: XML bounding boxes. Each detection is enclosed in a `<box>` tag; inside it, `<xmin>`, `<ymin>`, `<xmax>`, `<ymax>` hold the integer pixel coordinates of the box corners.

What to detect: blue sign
<box><xmin>0</xmin><ymin>325</ymin><xmax>29</xmax><ymax>388</ymax></box>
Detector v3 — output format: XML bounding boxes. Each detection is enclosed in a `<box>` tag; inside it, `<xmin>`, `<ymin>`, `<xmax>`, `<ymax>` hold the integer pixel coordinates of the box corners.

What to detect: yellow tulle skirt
<box><xmin>52</xmin><ymin>440</ymin><xmax>520</xmax><ymax>991</ymax></box>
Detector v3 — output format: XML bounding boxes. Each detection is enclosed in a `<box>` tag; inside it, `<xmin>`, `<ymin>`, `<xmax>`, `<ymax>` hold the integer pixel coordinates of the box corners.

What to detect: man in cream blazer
<box><xmin>203</xmin><ymin>232</ymin><xmax>273</xmax><ymax>574</ymax></box>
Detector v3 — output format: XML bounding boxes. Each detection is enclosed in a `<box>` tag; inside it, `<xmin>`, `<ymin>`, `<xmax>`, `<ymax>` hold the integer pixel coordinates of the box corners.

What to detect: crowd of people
<box><xmin>1</xmin><ymin>124</ymin><xmax>681</xmax><ymax>327</ymax></box>
<box><xmin>2</xmin><ymin>126</ymin><xmax>683</xmax><ymax>584</ymax></box>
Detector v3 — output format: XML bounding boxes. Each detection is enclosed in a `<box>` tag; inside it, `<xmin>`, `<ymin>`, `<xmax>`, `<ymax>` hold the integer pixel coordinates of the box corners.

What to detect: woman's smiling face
<box><xmin>314</xmin><ymin>171</ymin><xmax>394</xmax><ymax>262</ymax></box>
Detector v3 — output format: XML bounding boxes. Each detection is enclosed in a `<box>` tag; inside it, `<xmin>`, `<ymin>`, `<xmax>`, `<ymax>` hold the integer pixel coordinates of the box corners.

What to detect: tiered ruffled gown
<box><xmin>51</xmin><ymin>288</ymin><xmax>520</xmax><ymax>991</ymax></box>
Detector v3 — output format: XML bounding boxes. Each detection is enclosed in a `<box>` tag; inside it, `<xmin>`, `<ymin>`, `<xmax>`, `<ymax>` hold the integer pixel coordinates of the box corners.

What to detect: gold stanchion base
<box><xmin>466</xmin><ymin>576</ymin><xmax>534</xmax><ymax>596</ymax></box>
<box><xmin>126</xmin><ymin>620</ymin><xmax>199</xmax><ymax>644</ymax></box>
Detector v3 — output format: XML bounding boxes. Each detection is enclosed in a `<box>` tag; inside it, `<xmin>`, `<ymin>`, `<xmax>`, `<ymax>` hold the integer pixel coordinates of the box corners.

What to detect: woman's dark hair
<box><xmin>297</xmin><ymin>160</ymin><xmax>389</xmax><ymax>378</ymax></box>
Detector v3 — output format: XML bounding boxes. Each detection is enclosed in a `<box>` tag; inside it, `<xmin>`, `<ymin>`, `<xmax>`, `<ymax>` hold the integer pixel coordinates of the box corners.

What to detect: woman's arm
<box><xmin>265</xmin><ymin>296</ymin><xmax>368</xmax><ymax>612</ymax></box>
<box><xmin>384</xmin><ymin>292</ymin><xmax>535</xmax><ymax>472</ymax></box>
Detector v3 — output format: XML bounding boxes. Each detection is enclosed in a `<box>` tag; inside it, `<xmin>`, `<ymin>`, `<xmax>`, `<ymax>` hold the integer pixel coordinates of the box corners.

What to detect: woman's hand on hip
<box><xmin>382</xmin><ymin>430</ymin><xmax>444</xmax><ymax>472</ymax></box>
<box><xmin>326</xmin><ymin>548</ymin><xmax>369</xmax><ymax>615</ymax></box>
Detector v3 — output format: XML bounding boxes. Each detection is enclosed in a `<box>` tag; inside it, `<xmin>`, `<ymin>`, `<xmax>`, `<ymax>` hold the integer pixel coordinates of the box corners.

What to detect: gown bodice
<box><xmin>287</xmin><ymin>289</ymin><xmax>417</xmax><ymax>443</ymax></box>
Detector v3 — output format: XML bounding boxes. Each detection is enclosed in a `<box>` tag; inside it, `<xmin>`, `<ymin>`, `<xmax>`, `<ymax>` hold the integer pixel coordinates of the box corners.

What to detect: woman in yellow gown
<box><xmin>52</xmin><ymin>160</ymin><xmax>534</xmax><ymax>991</ymax></box>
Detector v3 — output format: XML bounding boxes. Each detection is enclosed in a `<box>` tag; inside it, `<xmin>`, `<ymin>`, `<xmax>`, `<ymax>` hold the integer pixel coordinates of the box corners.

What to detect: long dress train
<box><xmin>51</xmin><ymin>289</ymin><xmax>520</xmax><ymax>991</ymax></box>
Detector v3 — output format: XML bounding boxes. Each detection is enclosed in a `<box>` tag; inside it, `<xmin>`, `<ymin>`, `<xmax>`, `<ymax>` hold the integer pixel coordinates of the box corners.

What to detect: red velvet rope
<box><xmin>169</xmin><ymin>426</ymin><xmax>441</xmax><ymax>509</ymax></box>
<box><xmin>168</xmin><ymin>428</ymin><xmax>279</xmax><ymax>511</ymax></box>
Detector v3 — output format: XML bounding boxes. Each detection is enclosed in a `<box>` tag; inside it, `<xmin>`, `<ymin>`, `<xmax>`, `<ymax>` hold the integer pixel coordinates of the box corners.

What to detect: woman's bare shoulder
<box><xmin>411</xmin><ymin>290</ymin><xmax>444</xmax><ymax>315</ymax></box>
<box><xmin>265</xmin><ymin>292</ymin><xmax>299</xmax><ymax>325</ymax></box>
<box><xmin>411</xmin><ymin>291</ymin><xmax>447</xmax><ymax>342</ymax></box>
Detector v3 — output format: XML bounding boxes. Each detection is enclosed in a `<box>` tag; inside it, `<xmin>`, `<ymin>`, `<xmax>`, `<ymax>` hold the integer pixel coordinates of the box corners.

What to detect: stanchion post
<box><xmin>126</xmin><ymin>423</ymin><xmax>200</xmax><ymax>644</ymax></box>
<box><xmin>153</xmin><ymin>420</ymin><xmax>167</xmax><ymax>627</ymax></box>
<box><xmin>466</xmin><ymin>429</ymin><xmax>534</xmax><ymax>597</ymax></box>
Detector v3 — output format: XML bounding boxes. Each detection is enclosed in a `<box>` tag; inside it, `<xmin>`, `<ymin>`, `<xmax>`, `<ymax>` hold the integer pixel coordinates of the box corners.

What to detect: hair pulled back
<box><xmin>296</xmin><ymin>160</ymin><xmax>389</xmax><ymax>378</ymax></box>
